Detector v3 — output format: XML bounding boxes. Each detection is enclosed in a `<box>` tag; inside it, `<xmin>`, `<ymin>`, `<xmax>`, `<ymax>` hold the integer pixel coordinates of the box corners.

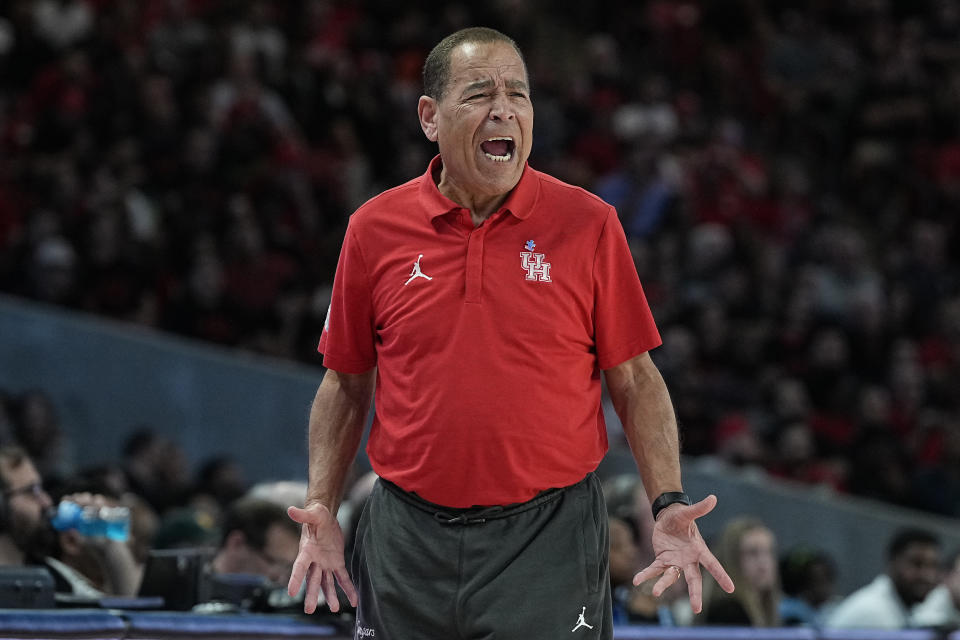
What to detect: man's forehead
<box><xmin>898</xmin><ymin>544</ymin><xmax>940</xmax><ymax>560</ymax></box>
<box><xmin>449</xmin><ymin>42</ymin><xmax>527</xmax><ymax>85</ymax></box>
<box><xmin>3</xmin><ymin>461</ymin><xmax>39</xmax><ymax>486</ymax></box>
<box><xmin>0</xmin><ymin>457</ymin><xmax>18</xmax><ymax>476</ymax></box>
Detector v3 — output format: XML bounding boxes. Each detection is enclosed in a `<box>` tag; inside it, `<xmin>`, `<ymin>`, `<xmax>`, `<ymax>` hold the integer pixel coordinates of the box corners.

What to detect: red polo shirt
<box><xmin>319</xmin><ymin>156</ymin><xmax>661</xmax><ymax>507</ymax></box>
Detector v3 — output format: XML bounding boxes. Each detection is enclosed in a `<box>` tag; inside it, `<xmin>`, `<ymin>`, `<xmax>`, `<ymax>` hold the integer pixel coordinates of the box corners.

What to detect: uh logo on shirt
<box><xmin>521</xmin><ymin>239</ymin><xmax>551</xmax><ymax>282</ymax></box>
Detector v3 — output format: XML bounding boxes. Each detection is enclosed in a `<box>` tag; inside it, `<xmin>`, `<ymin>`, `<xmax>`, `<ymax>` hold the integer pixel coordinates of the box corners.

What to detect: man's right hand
<box><xmin>287</xmin><ymin>503</ymin><xmax>358</xmax><ymax>614</ymax></box>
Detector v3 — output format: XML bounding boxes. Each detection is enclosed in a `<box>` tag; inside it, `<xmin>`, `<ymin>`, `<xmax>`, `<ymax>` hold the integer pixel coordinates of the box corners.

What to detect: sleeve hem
<box><xmin>598</xmin><ymin>337</ymin><xmax>663</xmax><ymax>371</ymax></box>
<box><xmin>320</xmin><ymin>352</ymin><xmax>376</xmax><ymax>374</ymax></box>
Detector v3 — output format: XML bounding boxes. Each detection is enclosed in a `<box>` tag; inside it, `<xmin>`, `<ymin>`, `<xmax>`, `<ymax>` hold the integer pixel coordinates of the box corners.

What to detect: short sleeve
<box><xmin>593</xmin><ymin>206</ymin><xmax>662</xmax><ymax>369</ymax></box>
<box><xmin>317</xmin><ymin>219</ymin><xmax>377</xmax><ymax>373</ymax></box>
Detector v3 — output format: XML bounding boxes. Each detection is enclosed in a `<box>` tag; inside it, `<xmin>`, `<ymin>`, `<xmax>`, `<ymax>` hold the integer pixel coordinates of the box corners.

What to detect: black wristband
<box><xmin>651</xmin><ymin>491</ymin><xmax>692</xmax><ymax>521</ymax></box>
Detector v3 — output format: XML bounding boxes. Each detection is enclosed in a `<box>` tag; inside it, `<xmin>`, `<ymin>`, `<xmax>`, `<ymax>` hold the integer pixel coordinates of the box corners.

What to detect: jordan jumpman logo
<box><xmin>571</xmin><ymin>606</ymin><xmax>594</xmax><ymax>632</ymax></box>
<box><xmin>404</xmin><ymin>254</ymin><xmax>433</xmax><ymax>285</ymax></box>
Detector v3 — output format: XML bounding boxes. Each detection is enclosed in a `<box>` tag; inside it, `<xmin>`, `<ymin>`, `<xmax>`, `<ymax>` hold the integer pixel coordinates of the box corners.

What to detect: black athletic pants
<box><xmin>350</xmin><ymin>473</ymin><xmax>613</xmax><ymax>640</ymax></box>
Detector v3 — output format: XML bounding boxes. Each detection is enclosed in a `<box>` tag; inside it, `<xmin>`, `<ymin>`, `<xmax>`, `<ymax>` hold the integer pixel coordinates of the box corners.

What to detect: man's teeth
<box><xmin>483</xmin><ymin>137</ymin><xmax>513</xmax><ymax>162</ymax></box>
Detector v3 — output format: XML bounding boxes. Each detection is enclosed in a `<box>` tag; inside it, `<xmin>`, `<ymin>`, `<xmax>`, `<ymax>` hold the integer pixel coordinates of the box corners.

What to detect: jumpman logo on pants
<box><xmin>571</xmin><ymin>606</ymin><xmax>594</xmax><ymax>632</ymax></box>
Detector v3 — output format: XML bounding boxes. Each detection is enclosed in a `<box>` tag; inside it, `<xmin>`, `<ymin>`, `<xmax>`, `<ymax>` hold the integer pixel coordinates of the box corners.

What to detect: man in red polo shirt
<box><xmin>287</xmin><ymin>27</ymin><xmax>734</xmax><ymax>638</ymax></box>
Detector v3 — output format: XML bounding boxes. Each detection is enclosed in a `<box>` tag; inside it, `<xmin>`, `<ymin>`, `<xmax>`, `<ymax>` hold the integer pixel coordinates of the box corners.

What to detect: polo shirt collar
<box><xmin>418</xmin><ymin>155</ymin><xmax>540</xmax><ymax>222</ymax></box>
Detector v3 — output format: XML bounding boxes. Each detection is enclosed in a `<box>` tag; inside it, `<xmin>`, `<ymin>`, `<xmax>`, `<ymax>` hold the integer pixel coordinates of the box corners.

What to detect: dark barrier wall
<box><xmin>0</xmin><ymin>294</ymin><xmax>325</xmax><ymax>484</ymax></box>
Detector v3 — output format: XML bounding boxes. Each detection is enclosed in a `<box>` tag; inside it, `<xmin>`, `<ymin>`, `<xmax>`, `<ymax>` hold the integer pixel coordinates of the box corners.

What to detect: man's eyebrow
<box><xmin>460</xmin><ymin>79</ymin><xmax>529</xmax><ymax>94</ymax></box>
<box><xmin>462</xmin><ymin>80</ymin><xmax>493</xmax><ymax>94</ymax></box>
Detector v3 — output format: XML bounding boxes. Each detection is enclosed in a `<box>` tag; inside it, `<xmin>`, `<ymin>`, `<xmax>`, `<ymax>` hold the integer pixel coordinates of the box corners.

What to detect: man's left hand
<box><xmin>631</xmin><ymin>494</ymin><xmax>734</xmax><ymax>614</ymax></box>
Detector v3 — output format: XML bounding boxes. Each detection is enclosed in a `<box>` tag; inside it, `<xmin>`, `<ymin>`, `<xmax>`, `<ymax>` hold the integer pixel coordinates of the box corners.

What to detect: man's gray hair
<box><xmin>422</xmin><ymin>27</ymin><xmax>527</xmax><ymax>100</ymax></box>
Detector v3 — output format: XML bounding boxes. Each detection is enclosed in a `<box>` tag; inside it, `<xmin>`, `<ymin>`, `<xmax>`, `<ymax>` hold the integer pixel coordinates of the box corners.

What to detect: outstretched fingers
<box><xmin>701</xmin><ymin>549</ymin><xmax>735</xmax><ymax>593</ymax></box>
<box><xmin>684</xmin><ymin>494</ymin><xmax>718</xmax><ymax>520</ymax></box>
<box><xmin>286</xmin><ymin>502</ymin><xmax>355</xmax><ymax>614</ymax></box>
<box><xmin>335</xmin><ymin>566</ymin><xmax>359</xmax><ymax>607</ymax></box>
<box><xmin>322</xmin><ymin>570</ymin><xmax>339</xmax><ymax>612</ymax></box>
<box><xmin>650</xmin><ymin>565</ymin><xmax>682</xmax><ymax>597</ymax></box>
<box><xmin>297</xmin><ymin>564</ymin><xmax>353</xmax><ymax>614</ymax></box>
<box><xmin>303</xmin><ymin>564</ymin><xmax>322</xmax><ymax>614</ymax></box>
<box><xmin>287</xmin><ymin>505</ymin><xmax>311</xmax><ymax>525</ymax></box>
<box><xmin>632</xmin><ymin>561</ymin><xmax>665</xmax><ymax>587</ymax></box>
<box><xmin>683</xmin><ymin>563</ymin><xmax>704</xmax><ymax>614</ymax></box>
<box><xmin>288</xmin><ymin>555</ymin><xmax>309</xmax><ymax>597</ymax></box>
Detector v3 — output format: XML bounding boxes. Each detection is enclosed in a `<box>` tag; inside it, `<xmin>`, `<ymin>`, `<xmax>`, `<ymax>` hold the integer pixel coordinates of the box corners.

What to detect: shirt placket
<box><xmin>464</xmin><ymin>224</ymin><xmax>486</xmax><ymax>304</ymax></box>
<box><xmin>460</xmin><ymin>210</ymin><xmax>507</xmax><ymax>304</ymax></box>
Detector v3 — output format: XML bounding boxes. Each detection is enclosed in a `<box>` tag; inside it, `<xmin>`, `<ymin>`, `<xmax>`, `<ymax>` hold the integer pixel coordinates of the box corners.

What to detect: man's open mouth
<box><xmin>480</xmin><ymin>137</ymin><xmax>515</xmax><ymax>162</ymax></box>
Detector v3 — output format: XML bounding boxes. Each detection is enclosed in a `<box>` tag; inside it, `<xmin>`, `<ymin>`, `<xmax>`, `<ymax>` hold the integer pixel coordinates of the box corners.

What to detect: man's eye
<box><xmin>467</xmin><ymin>94</ymin><xmax>485</xmax><ymax>100</ymax></box>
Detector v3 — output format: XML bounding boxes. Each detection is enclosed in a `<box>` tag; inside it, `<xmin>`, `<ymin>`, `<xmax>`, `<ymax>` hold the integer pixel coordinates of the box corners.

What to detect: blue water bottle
<box><xmin>51</xmin><ymin>501</ymin><xmax>131</xmax><ymax>542</ymax></box>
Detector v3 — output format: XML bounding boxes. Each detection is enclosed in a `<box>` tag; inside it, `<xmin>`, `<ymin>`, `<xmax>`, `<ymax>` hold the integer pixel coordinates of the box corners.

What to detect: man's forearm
<box><xmin>605</xmin><ymin>353</ymin><xmax>682</xmax><ymax>502</ymax></box>
<box><xmin>305</xmin><ymin>368</ymin><xmax>376</xmax><ymax>512</ymax></box>
<box><xmin>100</xmin><ymin>541</ymin><xmax>142</xmax><ymax>596</ymax></box>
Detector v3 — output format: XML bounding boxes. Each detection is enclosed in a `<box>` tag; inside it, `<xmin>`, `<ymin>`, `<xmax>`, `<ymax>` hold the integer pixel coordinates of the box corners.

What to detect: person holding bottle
<box><xmin>0</xmin><ymin>445</ymin><xmax>140</xmax><ymax>597</ymax></box>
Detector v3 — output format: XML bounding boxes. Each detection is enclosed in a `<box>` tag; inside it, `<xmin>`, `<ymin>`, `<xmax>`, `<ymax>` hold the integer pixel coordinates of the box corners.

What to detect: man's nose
<box><xmin>488</xmin><ymin>93</ymin><xmax>514</xmax><ymax>120</ymax></box>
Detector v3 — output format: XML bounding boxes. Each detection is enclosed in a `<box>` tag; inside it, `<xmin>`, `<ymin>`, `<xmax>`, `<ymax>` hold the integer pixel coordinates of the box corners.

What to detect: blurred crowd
<box><xmin>2</xmin><ymin>385</ymin><xmax>959</xmax><ymax>629</ymax></box>
<box><xmin>602</xmin><ymin>474</ymin><xmax>960</xmax><ymax>629</ymax></box>
<box><xmin>0</xmin><ymin>384</ymin><xmax>367</xmax><ymax>611</ymax></box>
<box><xmin>1</xmin><ymin>0</ymin><xmax>959</xmax><ymax>529</ymax></box>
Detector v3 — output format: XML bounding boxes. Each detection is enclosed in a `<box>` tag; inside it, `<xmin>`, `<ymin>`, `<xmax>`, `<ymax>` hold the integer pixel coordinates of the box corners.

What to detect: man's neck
<box><xmin>887</xmin><ymin>574</ymin><xmax>918</xmax><ymax>610</ymax></box>
<box><xmin>0</xmin><ymin>535</ymin><xmax>26</xmax><ymax>565</ymax></box>
<box><xmin>436</xmin><ymin>168</ymin><xmax>510</xmax><ymax>226</ymax></box>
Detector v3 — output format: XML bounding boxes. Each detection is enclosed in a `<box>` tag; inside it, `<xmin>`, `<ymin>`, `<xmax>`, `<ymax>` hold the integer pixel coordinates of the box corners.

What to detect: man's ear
<box><xmin>418</xmin><ymin>95</ymin><xmax>439</xmax><ymax>142</ymax></box>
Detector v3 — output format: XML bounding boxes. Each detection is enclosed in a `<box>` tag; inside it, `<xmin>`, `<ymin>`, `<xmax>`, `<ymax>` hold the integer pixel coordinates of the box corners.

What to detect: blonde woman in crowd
<box><xmin>702</xmin><ymin>517</ymin><xmax>782</xmax><ymax>627</ymax></box>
